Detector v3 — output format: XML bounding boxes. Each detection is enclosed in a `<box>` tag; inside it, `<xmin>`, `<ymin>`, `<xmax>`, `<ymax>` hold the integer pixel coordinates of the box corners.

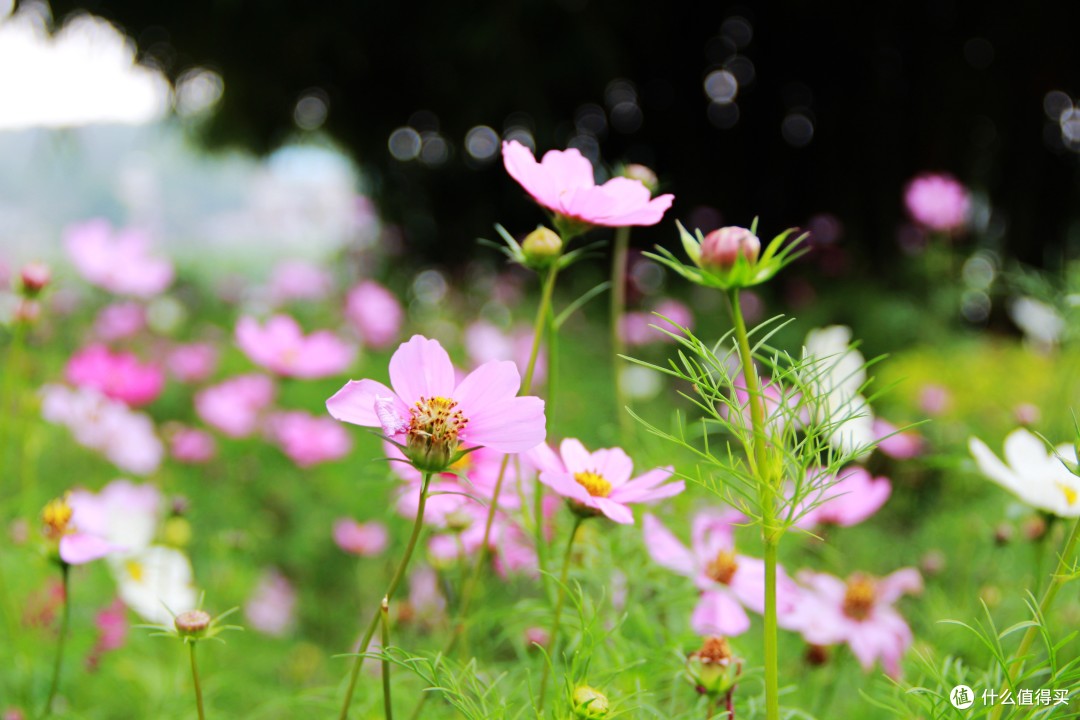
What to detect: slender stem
<box><xmin>988</xmin><ymin>516</ymin><xmax>1080</xmax><ymax>720</ymax></box>
<box><xmin>338</xmin><ymin>472</ymin><xmax>431</xmax><ymax>720</ymax></box>
<box><xmin>537</xmin><ymin>515</ymin><xmax>584</xmax><ymax>712</ymax></box>
<box><xmin>380</xmin><ymin>597</ymin><xmax>393</xmax><ymax>720</ymax></box>
<box><xmin>726</xmin><ymin>289</ymin><xmax>778</xmax><ymax>720</ymax></box>
<box><xmin>42</xmin><ymin>563</ymin><xmax>70</xmax><ymax>719</ymax></box>
<box><xmin>189</xmin><ymin>642</ymin><xmax>206</xmax><ymax>720</ymax></box>
<box><xmin>2</xmin><ymin>321</ymin><xmax>26</xmax><ymax>493</ymax></box>
<box><xmin>610</xmin><ymin>226</ymin><xmax>631</xmax><ymax>441</ymax></box>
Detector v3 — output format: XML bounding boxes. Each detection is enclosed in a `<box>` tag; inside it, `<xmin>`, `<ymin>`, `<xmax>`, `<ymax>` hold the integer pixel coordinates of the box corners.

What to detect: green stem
<box><xmin>610</xmin><ymin>226</ymin><xmax>630</xmax><ymax>442</ymax></box>
<box><xmin>989</xmin><ymin>516</ymin><xmax>1080</xmax><ymax>720</ymax></box>
<box><xmin>338</xmin><ymin>472</ymin><xmax>431</xmax><ymax>720</ymax></box>
<box><xmin>537</xmin><ymin>515</ymin><xmax>584</xmax><ymax>713</ymax></box>
<box><xmin>42</xmin><ymin>563</ymin><xmax>70</xmax><ymax>719</ymax></box>
<box><xmin>726</xmin><ymin>289</ymin><xmax>779</xmax><ymax>720</ymax></box>
<box><xmin>2</xmin><ymin>321</ymin><xmax>26</xmax><ymax>496</ymax></box>
<box><xmin>190</xmin><ymin>642</ymin><xmax>206</xmax><ymax>720</ymax></box>
<box><xmin>380</xmin><ymin>597</ymin><xmax>393</xmax><ymax>720</ymax></box>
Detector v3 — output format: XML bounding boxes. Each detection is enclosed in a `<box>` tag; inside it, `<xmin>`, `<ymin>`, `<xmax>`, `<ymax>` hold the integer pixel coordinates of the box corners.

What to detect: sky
<box><xmin>0</xmin><ymin>0</ymin><xmax>170</xmax><ymax>130</ymax></box>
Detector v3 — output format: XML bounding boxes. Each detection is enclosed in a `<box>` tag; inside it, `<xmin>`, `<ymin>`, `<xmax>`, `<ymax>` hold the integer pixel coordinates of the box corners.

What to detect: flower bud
<box><xmin>805</xmin><ymin>644</ymin><xmax>829</xmax><ymax>667</ymax></box>
<box><xmin>572</xmin><ymin>685</ymin><xmax>610</xmax><ymax>718</ymax></box>
<box><xmin>174</xmin><ymin>609</ymin><xmax>212</xmax><ymax>639</ymax></box>
<box><xmin>19</xmin><ymin>263</ymin><xmax>50</xmax><ymax>297</ymax></box>
<box><xmin>993</xmin><ymin>523</ymin><xmax>1013</xmax><ymax>546</ymax></box>
<box><xmin>1022</xmin><ymin>515</ymin><xmax>1048</xmax><ymax>541</ymax></box>
<box><xmin>700</xmin><ymin>227</ymin><xmax>760</xmax><ymax>270</ymax></box>
<box><xmin>686</xmin><ymin>636</ymin><xmax>741</xmax><ymax>696</ymax></box>
<box><xmin>521</xmin><ymin>227</ymin><xmax>563</xmax><ymax>267</ymax></box>
<box><xmin>621</xmin><ymin>164</ymin><xmax>659</xmax><ymax>194</ymax></box>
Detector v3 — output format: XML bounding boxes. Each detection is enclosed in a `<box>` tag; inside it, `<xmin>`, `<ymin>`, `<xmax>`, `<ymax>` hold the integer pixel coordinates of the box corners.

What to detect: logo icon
<box><xmin>951</xmin><ymin>685</ymin><xmax>975</xmax><ymax>709</ymax></box>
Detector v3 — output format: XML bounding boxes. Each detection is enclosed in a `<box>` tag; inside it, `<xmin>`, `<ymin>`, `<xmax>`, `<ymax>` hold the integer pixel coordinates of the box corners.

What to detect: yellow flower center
<box><xmin>706</xmin><ymin>550</ymin><xmax>739</xmax><ymax>585</ymax></box>
<box><xmin>42</xmin><ymin>497</ymin><xmax>73</xmax><ymax>540</ymax></box>
<box><xmin>843</xmin><ymin>574</ymin><xmax>877</xmax><ymax>621</ymax></box>
<box><xmin>1057</xmin><ymin>483</ymin><xmax>1078</xmax><ymax>506</ymax></box>
<box><xmin>125</xmin><ymin>560</ymin><xmax>145</xmax><ymax>583</ymax></box>
<box><xmin>410</xmin><ymin>396</ymin><xmax>468</xmax><ymax>444</ymax></box>
<box><xmin>574</xmin><ymin>471</ymin><xmax>612</xmax><ymax>498</ymax></box>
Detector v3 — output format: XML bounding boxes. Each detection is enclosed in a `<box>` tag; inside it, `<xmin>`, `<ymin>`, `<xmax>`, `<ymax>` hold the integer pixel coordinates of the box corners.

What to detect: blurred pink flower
<box><xmin>872</xmin><ymin>419</ymin><xmax>924</xmax><ymax>460</ymax></box>
<box><xmin>917</xmin><ymin>384</ymin><xmax>951</xmax><ymax>416</ymax></box>
<box><xmin>722</xmin><ymin>375</ymin><xmax>807</xmax><ymax>439</ymax></box>
<box><xmin>66</xmin><ymin>345</ymin><xmax>165</xmax><ymax>407</ymax></box>
<box><xmin>326</xmin><ymin>335</ymin><xmax>547</xmax><ymax>469</ymax></box>
<box><xmin>167</xmin><ymin>343</ymin><xmax>218</xmax><ymax>383</ymax></box>
<box><xmin>333</xmin><ymin>519</ymin><xmax>388</xmax><ymax>556</ymax></box>
<box><xmin>407</xmin><ymin>566</ymin><xmax>446</xmax><ymax>625</ymax></box>
<box><xmin>194</xmin><ymin>374</ymin><xmax>276</xmax><ymax>438</ymax></box>
<box><xmin>266</xmin><ymin>410</ymin><xmax>352</xmax><ymax>467</ymax></box>
<box><xmin>41</xmin><ymin>385</ymin><xmax>164</xmax><ymax>475</ymax></box>
<box><xmin>86</xmin><ymin>598</ymin><xmax>128</xmax><ymax>670</ymax></box>
<box><xmin>643</xmin><ymin>512</ymin><xmax>800</xmax><ymax>636</ymax></box>
<box><xmin>790</xmin><ymin>568</ymin><xmax>922</xmax><ymax>677</ymax></box>
<box><xmin>502</xmin><ymin>140</ymin><xmax>674</xmax><ymax>227</ymax></box>
<box><xmin>531</xmin><ymin>439</ymin><xmax>682</xmax><ymax>524</ymax></box>
<box><xmin>903</xmin><ymin>173</ymin><xmax>970</xmax><ymax>233</ymax></box>
<box><xmin>93</xmin><ymin>302</ymin><xmax>145</xmax><ymax>341</ymax></box>
<box><xmin>168</xmin><ymin>426</ymin><xmax>217</xmax><ymax>464</ymax></box>
<box><xmin>67</xmin><ymin>480</ymin><xmax>162</xmax><ymax>554</ymax></box>
<box><xmin>620</xmin><ymin>299</ymin><xmax>694</xmax><ymax>347</ymax></box>
<box><xmin>345</xmin><ymin>281</ymin><xmax>404</xmax><ymax>349</ymax></box>
<box><xmin>267</xmin><ymin>259</ymin><xmax>333</xmax><ymax>304</ymax></box>
<box><xmin>524</xmin><ymin>626</ymin><xmax>549</xmax><ymax>647</ymax></box>
<box><xmin>64</xmin><ymin>219</ymin><xmax>173</xmax><ymax>297</ymax></box>
<box><xmin>245</xmin><ymin>569</ymin><xmax>297</xmax><ymax>636</ymax></box>
<box><xmin>794</xmin><ymin>467</ymin><xmax>892</xmax><ymax>529</ymax></box>
<box><xmin>236</xmin><ymin>315</ymin><xmax>355</xmax><ymax>378</ymax></box>
<box><xmin>464</xmin><ymin>320</ymin><xmax>546</xmax><ymax>385</ymax></box>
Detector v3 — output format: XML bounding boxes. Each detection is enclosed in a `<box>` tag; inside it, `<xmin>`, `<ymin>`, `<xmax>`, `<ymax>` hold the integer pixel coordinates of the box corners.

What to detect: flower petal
<box><xmin>558</xmin><ymin>438</ymin><xmax>593</xmax><ymax>474</ymax></box>
<box><xmin>538</xmin><ymin>470</ymin><xmax>593</xmax><ymax>505</ymax></box>
<box><xmin>642</xmin><ymin>514</ymin><xmax>696</xmax><ymax>576</ymax></box>
<box><xmin>454</xmin><ymin>360</ymin><xmax>521</xmax><ymax>420</ymax></box>
<box><xmin>691</xmin><ymin>590</ymin><xmax>751</xmax><ymax>636</ymax></box>
<box><xmin>464</xmin><ymin>396</ymin><xmax>546</xmax><ymax>453</ymax></box>
<box><xmin>593</xmin><ymin>497</ymin><xmax>635</xmax><ymax>524</ymax></box>
<box><xmin>60</xmin><ymin>533</ymin><xmax>115</xmax><ymax>564</ymax></box>
<box><xmin>326</xmin><ymin>379</ymin><xmax>404</xmax><ymax>428</ymax></box>
<box><xmin>876</xmin><ymin>567</ymin><xmax>923</xmax><ymax>604</ymax></box>
<box><xmin>388</xmin><ymin>335</ymin><xmax>457</xmax><ymax>404</ymax></box>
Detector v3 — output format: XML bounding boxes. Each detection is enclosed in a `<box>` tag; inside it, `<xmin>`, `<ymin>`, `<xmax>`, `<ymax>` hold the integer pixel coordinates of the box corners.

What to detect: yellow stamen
<box><xmin>1057</xmin><ymin>483</ymin><xmax>1078</xmax><ymax>506</ymax></box>
<box><xmin>125</xmin><ymin>560</ymin><xmax>144</xmax><ymax>583</ymax></box>
<box><xmin>574</xmin><ymin>471</ymin><xmax>612</xmax><ymax>498</ymax></box>
<box><xmin>706</xmin><ymin>550</ymin><xmax>739</xmax><ymax>585</ymax></box>
<box><xmin>843</xmin><ymin>574</ymin><xmax>876</xmax><ymax>620</ymax></box>
<box><xmin>42</xmin><ymin>497</ymin><xmax>73</xmax><ymax>540</ymax></box>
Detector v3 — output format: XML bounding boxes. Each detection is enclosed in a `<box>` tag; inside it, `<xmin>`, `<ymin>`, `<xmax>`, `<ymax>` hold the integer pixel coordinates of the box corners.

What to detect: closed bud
<box><xmin>572</xmin><ymin>685</ymin><xmax>610</xmax><ymax>718</ymax></box>
<box><xmin>521</xmin><ymin>227</ymin><xmax>563</xmax><ymax>267</ymax></box>
<box><xmin>621</xmin><ymin>164</ymin><xmax>659</xmax><ymax>194</ymax></box>
<box><xmin>687</xmin><ymin>636</ymin><xmax>741</xmax><ymax>697</ymax></box>
<box><xmin>174</xmin><ymin>609</ymin><xmax>212</xmax><ymax>639</ymax></box>
<box><xmin>19</xmin><ymin>262</ymin><xmax>50</xmax><ymax>296</ymax></box>
<box><xmin>700</xmin><ymin>226</ymin><xmax>760</xmax><ymax>270</ymax></box>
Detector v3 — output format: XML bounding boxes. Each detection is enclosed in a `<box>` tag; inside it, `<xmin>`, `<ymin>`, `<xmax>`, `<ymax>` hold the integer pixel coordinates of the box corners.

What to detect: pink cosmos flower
<box><xmin>502</xmin><ymin>140</ymin><xmax>674</xmax><ymax>227</ymax></box>
<box><xmin>64</xmin><ymin>219</ymin><xmax>173</xmax><ymax>297</ymax></box>
<box><xmin>345</xmin><ymin>281</ymin><xmax>404</xmax><ymax>349</ymax></box>
<box><xmin>66</xmin><ymin>345</ymin><xmax>165</xmax><ymax>407</ymax></box>
<box><xmin>793</xmin><ymin>467</ymin><xmax>892</xmax><ymax>529</ymax></box>
<box><xmin>325</xmin><ymin>335</ymin><xmax>546</xmax><ymax>471</ymax></box>
<box><xmin>168</xmin><ymin>426</ymin><xmax>217</xmax><ymax>464</ymax></box>
<box><xmin>67</xmin><ymin>480</ymin><xmax>162</xmax><ymax>555</ymax></box>
<box><xmin>167</xmin><ymin>343</ymin><xmax>218</xmax><ymax>383</ymax></box>
<box><xmin>194</xmin><ymin>374</ymin><xmax>276</xmax><ymax>438</ymax></box>
<box><xmin>245</xmin><ymin>569</ymin><xmax>297</xmax><ymax>636</ymax></box>
<box><xmin>333</xmin><ymin>519</ymin><xmax>389</xmax><ymax>556</ymax></box>
<box><xmin>267</xmin><ymin>260</ymin><xmax>333</xmax><ymax>304</ymax></box>
<box><xmin>790</xmin><ymin>568</ymin><xmax>922</xmax><ymax>677</ymax></box>
<box><xmin>872</xmin><ymin>419</ymin><xmax>924</xmax><ymax>460</ymax></box>
<box><xmin>903</xmin><ymin>173</ymin><xmax>970</xmax><ymax>233</ymax></box>
<box><xmin>93</xmin><ymin>302</ymin><xmax>146</xmax><ymax>341</ymax></box>
<box><xmin>530</xmin><ymin>439</ymin><xmax>682</xmax><ymax>524</ymax></box>
<box><xmin>41</xmin><ymin>385</ymin><xmax>164</xmax><ymax>475</ymax></box>
<box><xmin>722</xmin><ymin>375</ymin><xmax>807</xmax><ymax>438</ymax></box>
<box><xmin>643</xmin><ymin>511</ymin><xmax>800</xmax><ymax>635</ymax></box>
<box><xmin>266</xmin><ymin>410</ymin><xmax>353</xmax><ymax>467</ymax></box>
<box><xmin>917</xmin><ymin>384</ymin><xmax>951</xmax><ymax>416</ymax></box>
<box><xmin>236</xmin><ymin>315</ymin><xmax>356</xmax><ymax>379</ymax></box>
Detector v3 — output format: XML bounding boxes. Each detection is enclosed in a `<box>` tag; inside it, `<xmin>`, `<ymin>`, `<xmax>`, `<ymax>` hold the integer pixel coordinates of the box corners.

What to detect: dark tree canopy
<box><xmin>25</xmin><ymin>0</ymin><xmax>1080</xmax><ymax>267</ymax></box>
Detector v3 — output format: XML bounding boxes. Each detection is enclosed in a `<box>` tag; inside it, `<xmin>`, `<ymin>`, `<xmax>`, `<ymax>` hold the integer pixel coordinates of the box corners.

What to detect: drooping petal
<box><xmin>464</xmin><ymin>396</ymin><xmax>546</xmax><ymax>453</ymax></box>
<box><xmin>388</xmin><ymin>335</ymin><xmax>457</xmax><ymax>404</ymax></box>
<box><xmin>537</xmin><ymin>470</ymin><xmax>593</xmax><ymax>505</ymax></box>
<box><xmin>613</xmin><ymin>477</ymin><xmax>685</xmax><ymax>505</ymax></box>
<box><xmin>642</xmin><ymin>514</ymin><xmax>696</xmax><ymax>577</ymax></box>
<box><xmin>593</xmin><ymin>497</ymin><xmax>635</xmax><ymax>524</ymax></box>
<box><xmin>453</xmin><ymin>361</ymin><xmax>522</xmax><ymax>420</ymax></box>
<box><xmin>611</xmin><ymin>466</ymin><xmax>676</xmax><ymax>502</ymax></box>
<box><xmin>326</xmin><ymin>379</ymin><xmax>405</xmax><ymax>428</ymax></box>
<box><xmin>60</xmin><ymin>533</ymin><xmax>115</xmax><ymax>565</ymax></box>
<box><xmin>691</xmin><ymin>589</ymin><xmax>751</xmax><ymax>636</ymax></box>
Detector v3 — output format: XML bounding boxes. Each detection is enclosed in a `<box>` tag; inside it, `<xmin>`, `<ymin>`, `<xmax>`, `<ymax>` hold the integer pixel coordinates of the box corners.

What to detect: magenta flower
<box><xmin>86</xmin><ymin>598</ymin><xmax>128</xmax><ymax>670</ymax></box>
<box><xmin>333</xmin><ymin>519</ymin><xmax>389</xmax><ymax>557</ymax></box>
<box><xmin>64</xmin><ymin>219</ymin><xmax>173</xmax><ymax>297</ymax></box>
<box><xmin>531</xmin><ymin>439</ymin><xmax>682</xmax><ymax>524</ymax></box>
<box><xmin>793</xmin><ymin>467</ymin><xmax>892</xmax><ymax>529</ymax></box>
<box><xmin>872</xmin><ymin>419</ymin><xmax>924</xmax><ymax>460</ymax></box>
<box><xmin>167</xmin><ymin>426</ymin><xmax>217</xmax><ymax>464</ymax></box>
<box><xmin>66</xmin><ymin>345</ymin><xmax>165</xmax><ymax>407</ymax></box>
<box><xmin>236</xmin><ymin>314</ymin><xmax>356</xmax><ymax>379</ymax></box>
<box><xmin>790</xmin><ymin>568</ymin><xmax>922</xmax><ymax>677</ymax></box>
<box><xmin>267</xmin><ymin>260</ymin><xmax>332</xmax><ymax>304</ymax></box>
<box><xmin>266</xmin><ymin>410</ymin><xmax>353</xmax><ymax>467</ymax></box>
<box><xmin>325</xmin><ymin>335</ymin><xmax>546</xmax><ymax>472</ymax></box>
<box><xmin>620</xmin><ymin>299</ymin><xmax>695</xmax><ymax>347</ymax></box>
<box><xmin>42</xmin><ymin>496</ymin><xmax>116</xmax><ymax>565</ymax></box>
<box><xmin>345</xmin><ymin>281</ymin><xmax>404</xmax><ymax>349</ymax></box>
<box><xmin>93</xmin><ymin>302</ymin><xmax>146</xmax><ymax>341</ymax></box>
<box><xmin>643</xmin><ymin>512</ymin><xmax>800</xmax><ymax>635</ymax></box>
<box><xmin>167</xmin><ymin>343</ymin><xmax>218</xmax><ymax>383</ymax></box>
<box><xmin>502</xmin><ymin>140</ymin><xmax>674</xmax><ymax>227</ymax></box>
<box><xmin>904</xmin><ymin>173</ymin><xmax>970</xmax><ymax>233</ymax></box>
<box><xmin>194</xmin><ymin>374</ymin><xmax>276</xmax><ymax>438</ymax></box>
<box><xmin>245</xmin><ymin>569</ymin><xmax>297</xmax><ymax>636</ymax></box>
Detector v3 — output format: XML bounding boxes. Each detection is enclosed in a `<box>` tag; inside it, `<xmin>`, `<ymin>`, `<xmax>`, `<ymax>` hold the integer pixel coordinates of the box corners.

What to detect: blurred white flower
<box><xmin>112</xmin><ymin>545</ymin><xmax>198</xmax><ymax>624</ymax></box>
<box><xmin>969</xmin><ymin>428</ymin><xmax>1080</xmax><ymax>517</ymax></box>
<box><xmin>1009</xmin><ymin>296</ymin><xmax>1064</xmax><ymax>348</ymax></box>
<box><xmin>802</xmin><ymin>326</ymin><xmax>874</xmax><ymax>458</ymax></box>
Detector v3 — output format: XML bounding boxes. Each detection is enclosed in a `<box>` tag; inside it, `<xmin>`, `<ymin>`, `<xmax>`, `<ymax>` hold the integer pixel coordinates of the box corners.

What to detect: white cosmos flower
<box><xmin>802</xmin><ymin>326</ymin><xmax>875</xmax><ymax>458</ymax></box>
<box><xmin>112</xmin><ymin>545</ymin><xmax>198</xmax><ymax>624</ymax></box>
<box><xmin>969</xmin><ymin>428</ymin><xmax>1080</xmax><ymax>517</ymax></box>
